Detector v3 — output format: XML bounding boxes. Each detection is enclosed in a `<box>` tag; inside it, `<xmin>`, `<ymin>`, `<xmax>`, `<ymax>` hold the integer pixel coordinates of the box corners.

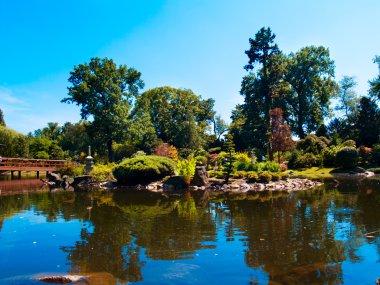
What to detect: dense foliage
<box><xmin>113</xmin><ymin>155</ymin><xmax>177</xmax><ymax>185</ymax></box>
<box><xmin>62</xmin><ymin>57</ymin><xmax>144</xmax><ymax>162</ymax></box>
<box><xmin>2</xmin><ymin>27</ymin><xmax>380</xmax><ymax>180</ymax></box>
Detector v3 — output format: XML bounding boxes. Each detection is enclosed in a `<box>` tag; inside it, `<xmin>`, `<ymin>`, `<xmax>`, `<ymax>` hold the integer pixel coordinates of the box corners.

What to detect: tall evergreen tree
<box><xmin>240</xmin><ymin>27</ymin><xmax>287</xmax><ymax>160</ymax></box>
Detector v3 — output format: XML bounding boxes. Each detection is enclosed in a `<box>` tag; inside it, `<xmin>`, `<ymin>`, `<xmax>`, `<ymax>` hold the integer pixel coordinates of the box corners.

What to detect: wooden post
<box><xmin>18</xmin><ymin>171</ymin><xmax>21</xmax><ymax>179</ymax></box>
<box><xmin>11</xmin><ymin>171</ymin><xmax>14</xmax><ymax>179</ymax></box>
<box><xmin>36</xmin><ymin>171</ymin><xmax>39</xmax><ymax>179</ymax></box>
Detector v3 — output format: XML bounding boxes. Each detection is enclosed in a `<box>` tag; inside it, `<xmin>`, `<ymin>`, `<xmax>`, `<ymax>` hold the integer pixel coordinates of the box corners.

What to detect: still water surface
<box><xmin>0</xmin><ymin>178</ymin><xmax>379</xmax><ymax>284</ymax></box>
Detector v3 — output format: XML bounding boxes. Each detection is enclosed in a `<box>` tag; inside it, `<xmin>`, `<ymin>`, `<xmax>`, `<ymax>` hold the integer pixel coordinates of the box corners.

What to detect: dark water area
<box><xmin>0</xmin><ymin>178</ymin><xmax>379</xmax><ymax>284</ymax></box>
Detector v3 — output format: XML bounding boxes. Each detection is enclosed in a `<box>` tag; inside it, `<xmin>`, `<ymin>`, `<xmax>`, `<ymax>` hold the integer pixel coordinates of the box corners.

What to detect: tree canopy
<box><xmin>284</xmin><ymin>46</ymin><xmax>337</xmax><ymax>138</ymax></box>
<box><xmin>134</xmin><ymin>86</ymin><xmax>215</xmax><ymax>151</ymax></box>
<box><xmin>62</xmin><ymin>57</ymin><xmax>144</xmax><ymax>162</ymax></box>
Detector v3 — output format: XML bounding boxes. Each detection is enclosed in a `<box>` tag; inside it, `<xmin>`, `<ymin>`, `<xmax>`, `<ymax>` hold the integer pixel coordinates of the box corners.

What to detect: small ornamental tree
<box><xmin>270</xmin><ymin>108</ymin><xmax>294</xmax><ymax>163</ymax></box>
<box><xmin>223</xmin><ymin>134</ymin><xmax>235</xmax><ymax>183</ymax></box>
<box><xmin>154</xmin><ymin>143</ymin><xmax>179</xmax><ymax>160</ymax></box>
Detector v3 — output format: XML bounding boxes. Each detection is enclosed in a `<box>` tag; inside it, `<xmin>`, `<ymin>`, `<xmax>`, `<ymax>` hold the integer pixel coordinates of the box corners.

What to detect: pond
<box><xmin>0</xmin><ymin>178</ymin><xmax>379</xmax><ymax>284</ymax></box>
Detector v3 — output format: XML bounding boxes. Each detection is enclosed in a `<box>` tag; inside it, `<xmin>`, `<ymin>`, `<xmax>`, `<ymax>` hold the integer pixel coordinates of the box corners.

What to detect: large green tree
<box><xmin>336</xmin><ymin>76</ymin><xmax>359</xmax><ymax>118</ymax></box>
<box><xmin>60</xmin><ymin>121</ymin><xmax>91</xmax><ymax>157</ymax></box>
<box><xmin>62</xmin><ymin>57</ymin><xmax>144</xmax><ymax>162</ymax></box>
<box><xmin>134</xmin><ymin>86</ymin><xmax>214</xmax><ymax>151</ymax></box>
<box><xmin>284</xmin><ymin>46</ymin><xmax>338</xmax><ymax>138</ymax></box>
<box><xmin>0</xmin><ymin>126</ymin><xmax>29</xmax><ymax>157</ymax></box>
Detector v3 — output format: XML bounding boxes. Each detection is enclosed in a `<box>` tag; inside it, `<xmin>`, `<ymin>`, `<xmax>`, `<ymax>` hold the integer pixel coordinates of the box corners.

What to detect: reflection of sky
<box><xmin>0</xmin><ymin>193</ymin><xmax>379</xmax><ymax>284</ymax></box>
<box><xmin>330</xmin><ymin>202</ymin><xmax>380</xmax><ymax>285</ymax></box>
<box><xmin>0</xmin><ymin>210</ymin><xmax>88</xmax><ymax>283</ymax></box>
<box><xmin>138</xmin><ymin>216</ymin><xmax>268</xmax><ymax>285</ymax></box>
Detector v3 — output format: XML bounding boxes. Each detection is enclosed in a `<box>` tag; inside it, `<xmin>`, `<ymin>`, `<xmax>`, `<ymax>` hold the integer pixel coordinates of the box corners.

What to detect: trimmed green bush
<box><xmin>280</xmin><ymin>172</ymin><xmax>289</xmax><ymax>180</ymax></box>
<box><xmin>271</xmin><ymin>172</ymin><xmax>281</xmax><ymax>181</ymax></box>
<box><xmin>335</xmin><ymin>147</ymin><xmax>358</xmax><ymax>168</ymax></box>
<box><xmin>258</xmin><ymin>171</ymin><xmax>272</xmax><ymax>183</ymax></box>
<box><xmin>113</xmin><ymin>155</ymin><xmax>177</xmax><ymax>185</ymax></box>
<box><xmin>247</xmin><ymin>172</ymin><xmax>258</xmax><ymax>183</ymax></box>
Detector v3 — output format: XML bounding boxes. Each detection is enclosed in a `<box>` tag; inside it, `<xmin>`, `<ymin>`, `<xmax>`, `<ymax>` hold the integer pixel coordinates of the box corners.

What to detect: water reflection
<box><xmin>0</xmin><ymin>178</ymin><xmax>379</xmax><ymax>284</ymax></box>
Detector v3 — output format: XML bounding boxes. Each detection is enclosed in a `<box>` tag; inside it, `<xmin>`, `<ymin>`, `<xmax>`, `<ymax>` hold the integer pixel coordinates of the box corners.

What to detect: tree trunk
<box><xmin>107</xmin><ymin>139</ymin><xmax>115</xmax><ymax>162</ymax></box>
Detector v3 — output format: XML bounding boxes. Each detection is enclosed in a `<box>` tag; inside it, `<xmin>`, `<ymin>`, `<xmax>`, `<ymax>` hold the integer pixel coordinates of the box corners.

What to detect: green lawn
<box><xmin>290</xmin><ymin>167</ymin><xmax>336</xmax><ymax>179</ymax></box>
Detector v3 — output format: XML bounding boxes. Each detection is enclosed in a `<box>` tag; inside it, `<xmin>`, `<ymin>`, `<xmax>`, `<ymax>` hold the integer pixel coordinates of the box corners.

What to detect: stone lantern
<box><xmin>85</xmin><ymin>146</ymin><xmax>94</xmax><ymax>175</ymax></box>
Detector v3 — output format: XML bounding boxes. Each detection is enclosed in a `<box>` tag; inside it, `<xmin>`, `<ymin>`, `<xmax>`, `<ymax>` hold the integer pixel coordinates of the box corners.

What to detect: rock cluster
<box><xmin>191</xmin><ymin>178</ymin><xmax>323</xmax><ymax>193</ymax></box>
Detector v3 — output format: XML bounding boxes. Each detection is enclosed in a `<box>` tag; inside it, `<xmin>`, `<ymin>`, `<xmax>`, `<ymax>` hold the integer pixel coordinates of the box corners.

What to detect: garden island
<box><xmin>1</xmin><ymin>25</ymin><xmax>380</xmax><ymax>285</ymax></box>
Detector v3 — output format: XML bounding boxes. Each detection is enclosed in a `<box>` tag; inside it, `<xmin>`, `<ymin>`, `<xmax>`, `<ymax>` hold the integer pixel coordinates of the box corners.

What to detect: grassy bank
<box><xmin>290</xmin><ymin>167</ymin><xmax>336</xmax><ymax>179</ymax></box>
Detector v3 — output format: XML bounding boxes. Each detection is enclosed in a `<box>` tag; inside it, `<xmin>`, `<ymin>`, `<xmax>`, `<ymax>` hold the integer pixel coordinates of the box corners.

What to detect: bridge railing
<box><xmin>0</xmin><ymin>157</ymin><xmax>69</xmax><ymax>170</ymax></box>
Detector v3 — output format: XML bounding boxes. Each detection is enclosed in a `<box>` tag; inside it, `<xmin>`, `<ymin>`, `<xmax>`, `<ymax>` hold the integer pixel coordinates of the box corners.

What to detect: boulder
<box><xmin>71</xmin><ymin>175</ymin><xmax>92</xmax><ymax>187</ymax></box>
<box><xmin>163</xmin><ymin>176</ymin><xmax>188</xmax><ymax>193</ymax></box>
<box><xmin>47</xmin><ymin>172</ymin><xmax>62</xmax><ymax>183</ymax></box>
<box><xmin>191</xmin><ymin>166</ymin><xmax>209</xmax><ymax>186</ymax></box>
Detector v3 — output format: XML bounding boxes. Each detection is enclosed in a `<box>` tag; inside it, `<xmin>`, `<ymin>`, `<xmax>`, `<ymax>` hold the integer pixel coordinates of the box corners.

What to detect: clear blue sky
<box><xmin>1</xmin><ymin>0</ymin><xmax>379</xmax><ymax>134</ymax></box>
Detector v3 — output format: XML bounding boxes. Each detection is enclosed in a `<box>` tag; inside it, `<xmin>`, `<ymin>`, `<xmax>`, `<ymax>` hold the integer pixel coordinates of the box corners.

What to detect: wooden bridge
<box><xmin>0</xmin><ymin>157</ymin><xmax>68</xmax><ymax>179</ymax></box>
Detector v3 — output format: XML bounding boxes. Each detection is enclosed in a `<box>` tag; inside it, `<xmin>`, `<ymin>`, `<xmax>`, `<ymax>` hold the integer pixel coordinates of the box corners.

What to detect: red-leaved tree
<box><xmin>154</xmin><ymin>143</ymin><xmax>179</xmax><ymax>160</ymax></box>
<box><xmin>270</xmin><ymin>108</ymin><xmax>294</xmax><ymax>163</ymax></box>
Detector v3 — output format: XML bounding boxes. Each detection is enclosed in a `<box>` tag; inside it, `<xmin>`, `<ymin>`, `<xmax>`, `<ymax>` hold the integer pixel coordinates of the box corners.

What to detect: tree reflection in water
<box><xmin>0</xmin><ymin>178</ymin><xmax>379</xmax><ymax>284</ymax></box>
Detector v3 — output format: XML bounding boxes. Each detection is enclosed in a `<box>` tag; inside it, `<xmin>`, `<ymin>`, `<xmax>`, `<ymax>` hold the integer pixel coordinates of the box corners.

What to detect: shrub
<box><xmin>321</xmin><ymin>146</ymin><xmax>339</xmax><ymax>167</ymax></box>
<box><xmin>154</xmin><ymin>143</ymin><xmax>179</xmax><ymax>160</ymax></box>
<box><xmin>59</xmin><ymin>163</ymin><xmax>84</xmax><ymax>177</ymax></box>
<box><xmin>177</xmin><ymin>155</ymin><xmax>197</xmax><ymax>185</ymax></box>
<box><xmin>289</xmin><ymin>152</ymin><xmax>320</xmax><ymax>169</ymax></box>
<box><xmin>246</xmin><ymin>172</ymin><xmax>258</xmax><ymax>183</ymax></box>
<box><xmin>90</xmin><ymin>163</ymin><xmax>116</xmax><ymax>182</ymax></box>
<box><xmin>280</xmin><ymin>164</ymin><xmax>288</xmax><ymax>172</ymax></box>
<box><xmin>258</xmin><ymin>171</ymin><xmax>272</xmax><ymax>183</ymax></box>
<box><xmin>113</xmin><ymin>155</ymin><xmax>177</xmax><ymax>185</ymax></box>
<box><xmin>251</xmin><ymin>161</ymin><xmax>280</xmax><ymax>172</ymax></box>
<box><xmin>280</xmin><ymin>172</ymin><xmax>289</xmax><ymax>180</ymax></box>
<box><xmin>271</xmin><ymin>172</ymin><xmax>281</xmax><ymax>181</ymax></box>
<box><xmin>208</xmin><ymin>170</ymin><xmax>224</xmax><ymax>179</ymax></box>
<box><xmin>335</xmin><ymin>147</ymin><xmax>358</xmax><ymax>168</ymax></box>
<box><xmin>233</xmin><ymin>171</ymin><xmax>248</xmax><ymax>179</ymax></box>
<box><xmin>263</xmin><ymin>161</ymin><xmax>280</xmax><ymax>172</ymax></box>
<box><xmin>342</xmin><ymin>140</ymin><xmax>356</xmax><ymax>148</ymax></box>
<box><xmin>132</xmin><ymin>150</ymin><xmax>147</xmax><ymax>157</ymax></box>
<box><xmin>357</xmin><ymin>146</ymin><xmax>372</xmax><ymax>166</ymax></box>
<box><xmin>195</xmin><ymin>155</ymin><xmax>207</xmax><ymax>166</ymax></box>
<box><xmin>372</xmin><ymin>144</ymin><xmax>380</xmax><ymax>165</ymax></box>
<box><xmin>234</xmin><ymin>152</ymin><xmax>251</xmax><ymax>164</ymax></box>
